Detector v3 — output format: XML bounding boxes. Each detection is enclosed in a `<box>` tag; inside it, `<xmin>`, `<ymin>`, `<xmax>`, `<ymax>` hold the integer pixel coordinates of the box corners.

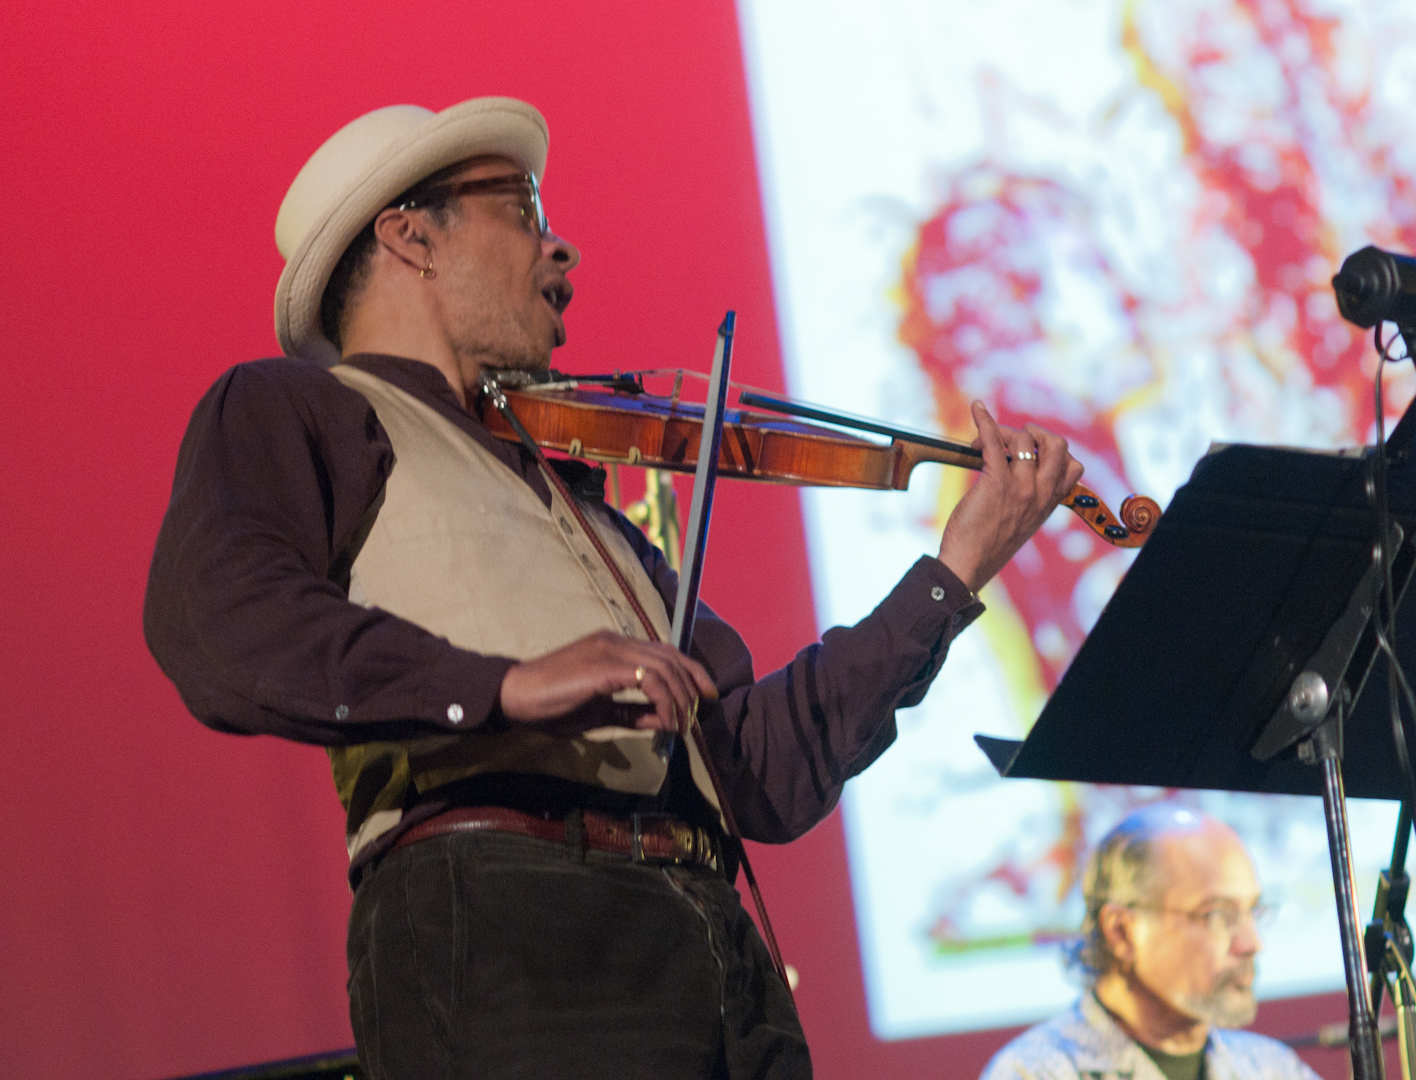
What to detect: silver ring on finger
<box><xmin>633</xmin><ymin>665</ymin><xmax>646</xmax><ymax>687</ymax></box>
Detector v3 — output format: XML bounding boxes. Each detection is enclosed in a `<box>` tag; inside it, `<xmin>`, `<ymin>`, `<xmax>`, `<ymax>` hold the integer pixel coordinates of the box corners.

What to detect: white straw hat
<box><xmin>274</xmin><ymin>97</ymin><xmax>549</xmax><ymax>365</ymax></box>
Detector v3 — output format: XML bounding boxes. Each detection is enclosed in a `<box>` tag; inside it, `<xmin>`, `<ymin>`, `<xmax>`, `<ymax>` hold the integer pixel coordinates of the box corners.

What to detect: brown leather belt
<box><xmin>391</xmin><ymin>806</ymin><xmax>719</xmax><ymax>868</ymax></box>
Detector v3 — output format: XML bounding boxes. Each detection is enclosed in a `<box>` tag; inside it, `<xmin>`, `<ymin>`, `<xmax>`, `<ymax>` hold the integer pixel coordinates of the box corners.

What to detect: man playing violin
<box><xmin>144</xmin><ymin>97</ymin><xmax>1083</xmax><ymax>1080</ymax></box>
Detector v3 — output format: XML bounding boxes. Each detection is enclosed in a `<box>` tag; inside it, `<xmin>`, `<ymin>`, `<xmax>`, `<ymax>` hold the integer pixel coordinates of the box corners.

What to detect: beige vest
<box><xmin>328</xmin><ymin>365</ymin><xmax>718</xmax><ymax>859</ymax></box>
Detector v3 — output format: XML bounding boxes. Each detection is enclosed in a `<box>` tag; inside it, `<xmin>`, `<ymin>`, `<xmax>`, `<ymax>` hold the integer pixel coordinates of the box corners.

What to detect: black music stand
<box><xmin>974</xmin><ymin>404</ymin><xmax>1416</xmax><ymax>1080</ymax></box>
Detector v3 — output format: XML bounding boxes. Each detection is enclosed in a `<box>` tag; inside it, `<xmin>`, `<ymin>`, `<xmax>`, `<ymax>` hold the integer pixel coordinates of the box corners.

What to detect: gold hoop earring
<box><xmin>420</xmin><ymin>259</ymin><xmax>436</xmax><ymax>280</ymax></box>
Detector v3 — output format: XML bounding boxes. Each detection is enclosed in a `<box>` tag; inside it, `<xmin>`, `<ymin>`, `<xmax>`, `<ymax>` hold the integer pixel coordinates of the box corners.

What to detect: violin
<box><xmin>479</xmin><ymin>370</ymin><xmax>1160</xmax><ymax>548</ymax></box>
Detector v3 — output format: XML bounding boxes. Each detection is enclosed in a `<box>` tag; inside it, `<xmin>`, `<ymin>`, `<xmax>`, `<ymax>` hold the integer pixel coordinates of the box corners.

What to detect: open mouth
<box><xmin>540</xmin><ymin>280</ymin><xmax>572</xmax><ymax>314</ymax></box>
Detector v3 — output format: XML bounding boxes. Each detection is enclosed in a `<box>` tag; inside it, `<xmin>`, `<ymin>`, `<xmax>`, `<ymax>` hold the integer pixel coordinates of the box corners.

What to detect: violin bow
<box><xmin>670</xmin><ymin>313</ymin><xmax>734</xmax><ymax>662</ymax></box>
<box><xmin>665</xmin><ymin>312</ymin><xmax>795</xmax><ymax>1000</ymax></box>
<box><xmin>487</xmin><ymin>316</ymin><xmax>793</xmax><ymax>996</ymax></box>
<box><xmin>739</xmin><ymin>389</ymin><xmax>981</xmax><ymax>458</ymax></box>
<box><xmin>650</xmin><ymin>313</ymin><xmax>732</xmax><ymax>759</ymax></box>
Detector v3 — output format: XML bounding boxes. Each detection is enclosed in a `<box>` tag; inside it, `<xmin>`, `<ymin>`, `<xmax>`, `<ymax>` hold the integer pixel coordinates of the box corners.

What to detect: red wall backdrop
<box><xmin>0</xmin><ymin>2</ymin><xmax>1361</xmax><ymax>1077</ymax></box>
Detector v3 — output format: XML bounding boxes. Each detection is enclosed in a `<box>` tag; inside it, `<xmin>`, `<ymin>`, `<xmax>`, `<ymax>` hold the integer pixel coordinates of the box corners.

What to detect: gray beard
<box><xmin>1175</xmin><ymin>964</ymin><xmax>1258</xmax><ymax>1028</ymax></box>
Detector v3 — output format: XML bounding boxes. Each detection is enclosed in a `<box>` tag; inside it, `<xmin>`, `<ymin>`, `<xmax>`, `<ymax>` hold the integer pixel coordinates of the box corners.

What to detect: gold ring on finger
<box><xmin>1014</xmin><ymin>450</ymin><xmax>1038</xmax><ymax>462</ymax></box>
<box><xmin>634</xmin><ymin>665</ymin><xmax>646</xmax><ymax>686</ymax></box>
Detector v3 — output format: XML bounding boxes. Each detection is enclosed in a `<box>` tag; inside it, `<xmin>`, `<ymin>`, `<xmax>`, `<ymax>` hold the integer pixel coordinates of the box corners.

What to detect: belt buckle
<box><xmin>631</xmin><ymin>812</ymin><xmax>689</xmax><ymax>864</ymax></box>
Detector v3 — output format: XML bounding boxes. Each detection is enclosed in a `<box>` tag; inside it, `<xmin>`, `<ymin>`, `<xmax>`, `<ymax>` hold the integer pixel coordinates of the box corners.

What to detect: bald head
<box><xmin>1084</xmin><ymin>807</ymin><xmax>1232</xmax><ymax>906</ymax></box>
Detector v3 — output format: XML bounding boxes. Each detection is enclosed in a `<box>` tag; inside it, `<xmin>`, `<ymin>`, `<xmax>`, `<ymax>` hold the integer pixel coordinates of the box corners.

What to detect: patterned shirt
<box><xmin>980</xmin><ymin>993</ymin><xmax>1321</xmax><ymax>1080</ymax></box>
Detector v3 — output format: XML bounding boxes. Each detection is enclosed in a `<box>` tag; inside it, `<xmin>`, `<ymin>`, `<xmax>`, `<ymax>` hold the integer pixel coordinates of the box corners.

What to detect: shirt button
<box><xmin>447</xmin><ymin>704</ymin><xmax>465</xmax><ymax>724</ymax></box>
<box><xmin>931</xmin><ymin>586</ymin><xmax>945</xmax><ymax>601</ymax></box>
<box><xmin>952</xmin><ymin>612</ymin><xmax>964</xmax><ymax>628</ymax></box>
<box><xmin>581</xmin><ymin>553</ymin><xmax>594</xmax><ymax>567</ymax></box>
<box><xmin>335</xmin><ymin>704</ymin><xmax>349</xmax><ymax>720</ymax></box>
<box><xmin>559</xmin><ymin>517</ymin><xmax>574</xmax><ymax>534</ymax></box>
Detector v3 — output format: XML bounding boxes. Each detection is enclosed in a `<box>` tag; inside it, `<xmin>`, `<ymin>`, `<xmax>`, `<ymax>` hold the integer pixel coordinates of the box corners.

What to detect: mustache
<box><xmin>1214</xmin><ymin>959</ymin><xmax>1256</xmax><ymax>992</ymax></box>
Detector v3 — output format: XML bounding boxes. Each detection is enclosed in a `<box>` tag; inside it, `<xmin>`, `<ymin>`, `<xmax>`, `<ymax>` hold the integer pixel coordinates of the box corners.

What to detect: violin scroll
<box><xmin>1061</xmin><ymin>484</ymin><xmax>1159</xmax><ymax>549</ymax></box>
<box><xmin>1119</xmin><ymin>494</ymin><xmax>1161</xmax><ymax>537</ymax></box>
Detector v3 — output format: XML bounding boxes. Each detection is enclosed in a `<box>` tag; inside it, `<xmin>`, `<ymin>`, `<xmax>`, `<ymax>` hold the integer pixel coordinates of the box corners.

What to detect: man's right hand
<box><xmin>498</xmin><ymin>629</ymin><xmax>718</xmax><ymax>734</ymax></box>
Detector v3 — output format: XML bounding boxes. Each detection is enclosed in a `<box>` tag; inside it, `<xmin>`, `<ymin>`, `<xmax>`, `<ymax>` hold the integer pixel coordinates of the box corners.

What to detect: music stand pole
<box><xmin>1306</xmin><ymin>712</ymin><xmax>1386</xmax><ymax>1079</ymax></box>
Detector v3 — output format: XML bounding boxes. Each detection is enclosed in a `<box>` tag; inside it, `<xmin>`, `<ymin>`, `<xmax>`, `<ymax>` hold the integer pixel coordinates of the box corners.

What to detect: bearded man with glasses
<box><xmin>144</xmin><ymin>97</ymin><xmax>1085</xmax><ymax>1080</ymax></box>
<box><xmin>981</xmin><ymin>805</ymin><xmax>1319</xmax><ymax>1080</ymax></box>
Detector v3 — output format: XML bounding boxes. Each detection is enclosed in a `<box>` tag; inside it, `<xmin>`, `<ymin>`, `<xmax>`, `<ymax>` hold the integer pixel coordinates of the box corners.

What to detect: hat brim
<box><xmin>274</xmin><ymin>98</ymin><xmax>549</xmax><ymax>365</ymax></box>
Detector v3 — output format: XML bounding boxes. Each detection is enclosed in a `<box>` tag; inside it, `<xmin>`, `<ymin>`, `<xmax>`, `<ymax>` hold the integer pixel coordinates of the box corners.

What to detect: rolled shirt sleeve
<box><xmin>621</xmin><ymin>518</ymin><xmax>984</xmax><ymax>842</ymax></box>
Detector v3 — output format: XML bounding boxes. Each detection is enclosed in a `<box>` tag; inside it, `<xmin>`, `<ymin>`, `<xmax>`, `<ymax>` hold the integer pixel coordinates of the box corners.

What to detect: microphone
<box><xmin>1332</xmin><ymin>245</ymin><xmax>1416</xmax><ymax>329</ymax></box>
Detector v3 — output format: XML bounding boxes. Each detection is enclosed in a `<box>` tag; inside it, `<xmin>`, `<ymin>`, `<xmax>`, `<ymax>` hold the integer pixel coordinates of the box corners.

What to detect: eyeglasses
<box><xmin>395</xmin><ymin>171</ymin><xmax>549</xmax><ymax>238</ymax></box>
<box><xmin>1126</xmin><ymin>900</ymin><xmax>1277</xmax><ymax>937</ymax></box>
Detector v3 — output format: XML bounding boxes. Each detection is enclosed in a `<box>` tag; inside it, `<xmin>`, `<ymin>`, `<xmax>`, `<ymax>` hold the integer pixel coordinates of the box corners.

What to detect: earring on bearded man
<box><xmin>420</xmin><ymin>258</ymin><xmax>436</xmax><ymax>280</ymax></box>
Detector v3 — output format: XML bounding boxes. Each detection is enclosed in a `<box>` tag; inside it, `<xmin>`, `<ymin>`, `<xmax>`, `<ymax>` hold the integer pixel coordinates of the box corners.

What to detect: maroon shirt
<box><xmin>143</xmin><ymin>353</ymin><xmax>984</xmax><ymax>872</ymax></box>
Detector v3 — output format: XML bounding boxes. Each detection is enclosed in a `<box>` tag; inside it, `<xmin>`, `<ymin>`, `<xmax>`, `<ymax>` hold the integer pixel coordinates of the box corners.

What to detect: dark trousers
<box><xmin>347</xmin><ymin>828</ymin><xmax>810</xmax><ymax>1079</ymax></box>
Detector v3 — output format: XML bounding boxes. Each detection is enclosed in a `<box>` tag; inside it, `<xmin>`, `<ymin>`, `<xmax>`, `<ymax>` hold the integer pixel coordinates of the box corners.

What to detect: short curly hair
<box><xmin>318</xmin><ymin>168</ymin><xmax>463</xmax><ymax>352</ymax></box>
<box><xmin>1061</xmin><ymin>804</ymin><xmax>1205</xmax><ymax>984</ymax></box>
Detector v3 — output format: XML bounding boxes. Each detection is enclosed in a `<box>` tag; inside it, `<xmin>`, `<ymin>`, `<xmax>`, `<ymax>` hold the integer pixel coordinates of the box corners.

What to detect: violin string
<box><xmin>633</xmin><ymin>368</ymin><xmax>975</xmax><ymax>448</ymax></box>
<box><xmin>631</xmin><ymin>367</ymin><xmax>789</xmax><ymax>402</ymax></box>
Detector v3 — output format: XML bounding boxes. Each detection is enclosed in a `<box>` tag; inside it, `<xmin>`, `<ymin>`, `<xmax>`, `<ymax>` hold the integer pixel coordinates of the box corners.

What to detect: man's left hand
<box><xmin>936</xmin><ymin>400</ymin><xmax>1084</xmax><ymax>593</ymax></box>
